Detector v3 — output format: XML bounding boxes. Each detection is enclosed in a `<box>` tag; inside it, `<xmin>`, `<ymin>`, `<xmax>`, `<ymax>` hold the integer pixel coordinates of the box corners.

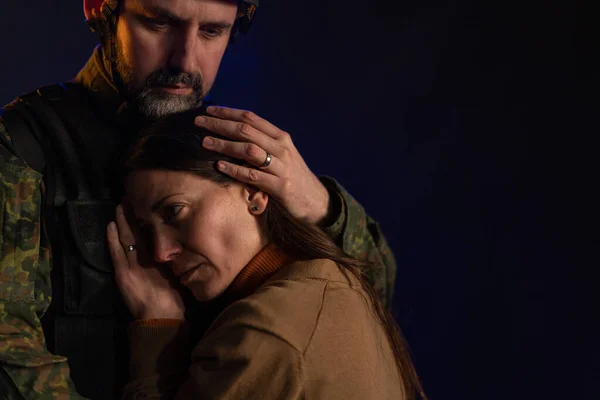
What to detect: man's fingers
<box><xmin>217</xmin><ymin>161</ymin><xmax>280</xmax><ymax>191</ymax></box>
<box><xmin>203</xmin><ymin>106</ymin><xmax>284</xmax><ymax>140</ymax></box>
<box><xmin>203</xmin><ymin>137</ymin><xmax>282</xmax><ymax>172</ymax></box>
<box><xmin>195</xmin><ymin>115</ymin><xmax>280</xmax><ymax>155</ymax></box>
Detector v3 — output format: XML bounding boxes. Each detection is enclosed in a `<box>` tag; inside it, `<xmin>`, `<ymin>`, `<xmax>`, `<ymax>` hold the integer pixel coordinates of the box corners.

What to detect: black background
<box><xmin>0</xmin><ymin>1</ymin><xmax>589</xmax><ymax>399</ymax></box>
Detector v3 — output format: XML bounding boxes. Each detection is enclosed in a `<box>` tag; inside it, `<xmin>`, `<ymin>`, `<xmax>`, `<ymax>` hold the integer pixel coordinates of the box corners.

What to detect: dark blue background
<box><xmin>1</xmin><ymin>1</ymin><xmax>589</xmax><ymax>399</ymax></box>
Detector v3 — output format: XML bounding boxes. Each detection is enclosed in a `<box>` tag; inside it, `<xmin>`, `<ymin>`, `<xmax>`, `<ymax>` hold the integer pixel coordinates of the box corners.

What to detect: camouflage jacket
<box><xmin>0</xmin><ymin>48</ymin><xmax>397</xmax><ymax>399</ymax></box>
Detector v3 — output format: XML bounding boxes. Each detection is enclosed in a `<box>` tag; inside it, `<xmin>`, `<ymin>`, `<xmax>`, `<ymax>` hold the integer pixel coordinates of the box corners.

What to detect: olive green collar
<box><xmin>75</xmin><ymin>45</ymin><xmax>124</xmax><ymax>115</ymax></box>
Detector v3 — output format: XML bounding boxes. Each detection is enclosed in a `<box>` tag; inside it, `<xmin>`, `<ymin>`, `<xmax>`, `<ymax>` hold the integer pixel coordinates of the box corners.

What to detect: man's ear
<box><xmin>244</xmin><ymin>185</ymin><xmax>269</xmax><ymax>215</ymax></box>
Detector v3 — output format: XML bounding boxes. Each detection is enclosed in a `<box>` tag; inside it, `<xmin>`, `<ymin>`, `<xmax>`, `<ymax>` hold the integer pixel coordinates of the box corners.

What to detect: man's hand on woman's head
<box><xmin>107</xmin><ymin>204</ymin><xmax>186</xmax><ymax>321</ymax></box>
<box><xmin>195</xmin><ymin>106</ymin><xmax>332</xmax><ymax>225</ymax></box>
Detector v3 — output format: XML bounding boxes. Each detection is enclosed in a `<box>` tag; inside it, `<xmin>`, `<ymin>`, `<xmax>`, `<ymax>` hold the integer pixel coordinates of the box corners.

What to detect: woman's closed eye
<box><xmin>162</xmin><ymin>204</ymin><xmax>184</xmax><ymax>223</ymax></box>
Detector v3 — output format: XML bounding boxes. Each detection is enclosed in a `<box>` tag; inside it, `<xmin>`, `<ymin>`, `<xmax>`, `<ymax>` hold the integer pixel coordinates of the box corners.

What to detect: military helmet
<box><xmin>83</xmin><ymin>0</ymin><xmax>259</xmax><ymax>35</ymax></box>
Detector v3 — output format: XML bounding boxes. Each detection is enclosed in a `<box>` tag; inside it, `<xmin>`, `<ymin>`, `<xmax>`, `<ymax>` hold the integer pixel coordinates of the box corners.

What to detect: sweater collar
<box><xmin>226</xmin><ymin>244</ymin><xmax>295</xmax><ymax>299</ymax></box>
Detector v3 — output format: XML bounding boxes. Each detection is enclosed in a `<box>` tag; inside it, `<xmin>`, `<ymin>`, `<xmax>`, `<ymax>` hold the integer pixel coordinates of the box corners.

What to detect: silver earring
<box><xmin>251</xmin><ymin>206</ymin><xmax>259</xmax><ymax>212</ymax></box>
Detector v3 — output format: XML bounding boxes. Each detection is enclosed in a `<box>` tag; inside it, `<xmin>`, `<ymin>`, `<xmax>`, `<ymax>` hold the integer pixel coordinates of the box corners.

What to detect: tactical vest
<box><xmin>0</xmin><ymin>83</ymin><xmax>134</xmax><ymax>399</ymax></box>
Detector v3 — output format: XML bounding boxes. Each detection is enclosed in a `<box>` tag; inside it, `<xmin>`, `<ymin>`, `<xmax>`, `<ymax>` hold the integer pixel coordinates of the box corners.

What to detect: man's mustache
<box><xmin>144</xmin><ymin>69</ymin><xmax>203</xmax><ymax>91</ymax></box>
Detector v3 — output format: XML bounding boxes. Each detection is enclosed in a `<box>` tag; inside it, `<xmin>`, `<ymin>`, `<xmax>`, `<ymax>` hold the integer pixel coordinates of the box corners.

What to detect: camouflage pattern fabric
<box><xmin>0</xmin><ymin>122</ymin><xmax>86</xmax><ymax>399</ymax></box>
<box><xmin>320</xmin><ymin>176</ymin><xmax>397</xmax><ymax>308</ymax></box>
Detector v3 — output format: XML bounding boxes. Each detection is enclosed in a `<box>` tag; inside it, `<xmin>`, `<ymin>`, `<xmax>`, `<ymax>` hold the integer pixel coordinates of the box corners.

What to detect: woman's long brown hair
<box><xmin>124</xmin><ymin>109</ymin><xmax>427</xmax><ymax>400</ymax></box>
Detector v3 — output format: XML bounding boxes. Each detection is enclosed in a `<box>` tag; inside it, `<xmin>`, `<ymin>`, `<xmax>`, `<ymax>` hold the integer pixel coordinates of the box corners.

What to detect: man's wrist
<box><xmin>318</xmin><ymin>177</ymin><xmax>347</xmax><ymax>243</ymax></box>
<box><xmin>318</xmin><ymin>187</ymin><xmax>342</xmax><ymax>228</ymax></box>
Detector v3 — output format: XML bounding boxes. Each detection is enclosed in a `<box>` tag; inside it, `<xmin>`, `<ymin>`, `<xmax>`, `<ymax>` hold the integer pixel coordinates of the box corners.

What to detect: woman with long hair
<box><xmin>107</xmin><ymin>108</ymin><xmax>426</xmax><ymax>399</ymax></box>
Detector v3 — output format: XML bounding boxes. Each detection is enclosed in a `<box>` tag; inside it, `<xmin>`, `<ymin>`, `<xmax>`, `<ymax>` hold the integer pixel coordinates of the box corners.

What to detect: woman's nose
<box><xmin>153</xmin><ymin>228</ymin><xmax>182</xmax><ymax>263</ymax></box>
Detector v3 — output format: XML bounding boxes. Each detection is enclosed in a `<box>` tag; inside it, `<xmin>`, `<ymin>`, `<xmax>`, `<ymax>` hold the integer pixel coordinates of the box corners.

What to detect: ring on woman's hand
<box><xmin>259</xmin><ymin>152</ymin><xmax>272</xmax><ymax>169</ymax></box>
<box><xmin>125</xmin><ymin>244</ymin><xmax>137</xmax><ymax>252</ymax></box>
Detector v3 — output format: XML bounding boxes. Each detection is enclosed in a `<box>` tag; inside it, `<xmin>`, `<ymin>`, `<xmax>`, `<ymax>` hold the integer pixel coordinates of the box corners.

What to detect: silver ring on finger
<box><xmin>259</xmin><ymin>152</ymin><xmax>272</xmax><ymax>169</ymax></box>
<box><xmin>125</xmin><ymin>244</ymin><xmax>137</xmax><ymax>252</ymax></box>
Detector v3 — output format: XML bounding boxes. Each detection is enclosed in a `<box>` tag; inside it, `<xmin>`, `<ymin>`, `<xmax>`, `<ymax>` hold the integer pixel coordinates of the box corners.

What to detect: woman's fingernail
<box><xmin>195</xmin><ymin>116</ymin><xmax>206</xmax><ymax>124</ymax></box>
<box><xmin>203</xmin><ymin>137</ymin><xmax>215</xmax><ymax>147</ymax></box>
<box><xmin>218</xmin><ymin>162</ymin><xmax>227</xmax><ymax>171</ymax></box>
<box><xmin>206</xmin><ymin>106</ymin><xmax>217</xmax><ymax>114</ymax></box>
<box><xmin>108</xmin><ymin>222</ymin><xmax>117</xmax><ymax>232</ymax></box>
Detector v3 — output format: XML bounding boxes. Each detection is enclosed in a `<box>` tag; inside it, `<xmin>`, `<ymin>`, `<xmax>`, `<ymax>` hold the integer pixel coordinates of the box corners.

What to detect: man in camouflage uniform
<box><xmin>0</xmin><ymin>0</ymin><xmax>397</xmax><ymax>398</ymax></box>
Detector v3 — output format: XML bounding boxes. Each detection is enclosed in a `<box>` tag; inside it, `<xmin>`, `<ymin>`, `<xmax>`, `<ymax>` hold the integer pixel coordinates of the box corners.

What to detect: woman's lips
<box><xmin>179</xmin><ymin>266</ymin><xmax>199</xmax><ymax>282</ymax></box>
<box><xmin>178</xmin><ymin>263</ymin><xmax>212</xmax><ymax>284</ymax></box>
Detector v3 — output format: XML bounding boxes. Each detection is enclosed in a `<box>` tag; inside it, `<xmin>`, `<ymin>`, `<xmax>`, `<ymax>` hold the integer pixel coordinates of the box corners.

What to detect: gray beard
<box><xmin>134</xmin><ymin>86</ymin><xmax>204</xmax><ymax>120</ymax></box>
<box><xmin>114</xmin><ymin>43</ymin><xmax>205</xmax><ymax>120</ymax></box>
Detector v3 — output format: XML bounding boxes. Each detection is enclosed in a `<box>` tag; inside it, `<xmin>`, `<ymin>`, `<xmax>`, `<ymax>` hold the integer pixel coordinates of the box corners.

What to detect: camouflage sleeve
<box><xmin>319</xmin><ymin>177</ymin><xmax>397</xmax><ymax>309</ymax></box>
<box><xmin>0</xmin><ymin>122</ymin><xmax>86</xmax><ymax>399</ymax></box>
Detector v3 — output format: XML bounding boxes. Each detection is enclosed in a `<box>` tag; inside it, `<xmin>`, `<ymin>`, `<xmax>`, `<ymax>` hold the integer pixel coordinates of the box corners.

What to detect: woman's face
<box><xmin>126</xmin><ymin>169</ymin><xmax>269</xmax><ymax>301</ymax></box>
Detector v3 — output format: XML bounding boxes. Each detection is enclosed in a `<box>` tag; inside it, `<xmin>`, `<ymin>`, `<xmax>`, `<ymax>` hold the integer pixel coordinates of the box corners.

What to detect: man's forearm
<box><xmin>0</xmin><ymin>289</ymin><xmax>85</xmax><ymax>399</ymax></box>
<box><xmin>319</xmin><ymin>177</ymin><xmax>398</xmax><ymax>308</ymax></box>
<box><xmin>0</xmin><ymin>123</ymin><xmax>85</xmax><ymax>399</ymax></box>
<box><xmin>2</xmin><ymin>359</ymin><xmax>84</xmax><ymax>400</ymax></box>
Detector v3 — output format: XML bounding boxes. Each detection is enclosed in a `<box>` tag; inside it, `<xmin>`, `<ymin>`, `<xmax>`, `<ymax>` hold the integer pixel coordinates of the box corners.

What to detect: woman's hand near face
<box><xmin>107</xmin><ymin>204</ymin><xmax>186</xmax><ymax>320</ymax></box>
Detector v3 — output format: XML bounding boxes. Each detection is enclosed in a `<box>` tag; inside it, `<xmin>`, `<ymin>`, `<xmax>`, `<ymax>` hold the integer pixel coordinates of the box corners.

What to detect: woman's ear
<box><xmin>244</xmin><ymin>186</ymin><xmax>269</xmax><ymax>215</ymax></box>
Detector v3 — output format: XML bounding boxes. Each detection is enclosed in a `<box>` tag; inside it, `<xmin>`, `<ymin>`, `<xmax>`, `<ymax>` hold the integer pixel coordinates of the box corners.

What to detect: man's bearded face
<box><xmin>113</xmin><ymin>0</ymin><xmax>238</xmax><ymax>119</ymax></box>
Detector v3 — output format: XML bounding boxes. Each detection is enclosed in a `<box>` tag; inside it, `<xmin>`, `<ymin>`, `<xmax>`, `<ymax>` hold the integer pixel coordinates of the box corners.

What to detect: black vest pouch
<box><xmin>48</xmin><ymin>199</ymin><xmax>121</xmax><ymax>400</ymax></box>
<box><xmin>59</xmin><ymin>199</ymin><xmax>120</xmax><ymax>397</ymax></box>
<box><xmin>64</xmin><ymin>200</ymin><xmax>117</xmax><ymax>315</ymax></box>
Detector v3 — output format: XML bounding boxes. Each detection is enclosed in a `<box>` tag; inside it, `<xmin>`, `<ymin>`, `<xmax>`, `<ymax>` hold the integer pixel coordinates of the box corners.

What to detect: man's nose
<box><xmin>168</xmin><ymin>28</ymin><xmax>199</xmax><ymax>74</ymax></box>
<box><xmin>153</xmin><ymin>228</ymin><xmax>182</xmax><ymax>263</ymax></box>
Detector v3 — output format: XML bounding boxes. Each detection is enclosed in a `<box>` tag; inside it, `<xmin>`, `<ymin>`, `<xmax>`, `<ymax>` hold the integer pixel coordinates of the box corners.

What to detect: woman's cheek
<box><xmin>180</xmin><ymin>217</ymin><xmax>200</xmax><ymax>246</ymax></box>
